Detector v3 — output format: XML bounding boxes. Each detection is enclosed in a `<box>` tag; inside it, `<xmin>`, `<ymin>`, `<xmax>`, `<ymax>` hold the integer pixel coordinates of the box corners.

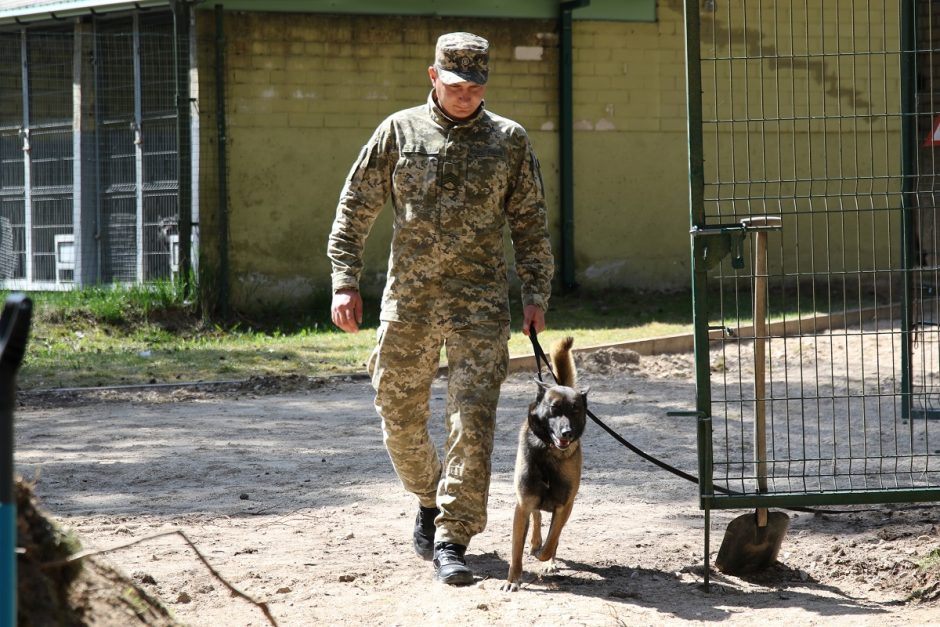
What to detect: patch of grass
<box><xmin>5</xmin><ymin>280</ymin><xmax>890</xmax><ymax>390</ymax></box>
<box><xmin>29</xmin><ymin>281</ymin><xmax>186</xmax><ymax>325</ymax></box>
<box><xmin>6</xmin><ymin>286</ymin><xmax>693</xmax><ymax>390</ymax></box>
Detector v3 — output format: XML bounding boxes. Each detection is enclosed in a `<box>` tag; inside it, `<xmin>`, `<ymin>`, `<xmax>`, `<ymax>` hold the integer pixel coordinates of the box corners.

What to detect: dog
<box><xmin>501</xmin><ymin>336</ymin><xmax>589</xmax><ymax>592</ymax></box>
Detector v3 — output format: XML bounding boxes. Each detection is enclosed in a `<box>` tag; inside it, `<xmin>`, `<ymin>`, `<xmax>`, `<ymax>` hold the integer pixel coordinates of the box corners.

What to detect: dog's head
<box><xmin>528</xmin><ymin>379</ymin><xmax>589</xmax><ymax>450</ymax></box>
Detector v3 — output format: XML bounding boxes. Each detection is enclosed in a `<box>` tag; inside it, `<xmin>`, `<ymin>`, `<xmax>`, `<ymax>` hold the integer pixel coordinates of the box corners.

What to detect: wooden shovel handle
<box><xmin>753</xmin><ymin>229</ymin><xmax>768</xmax><ymax>495</ymax></box>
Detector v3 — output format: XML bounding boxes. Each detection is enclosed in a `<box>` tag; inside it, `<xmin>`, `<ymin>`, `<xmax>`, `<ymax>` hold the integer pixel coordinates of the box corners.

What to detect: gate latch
<box><xmin>690</xmin><ymin>223</ymin><xmax>747</xmax><ymax>270</ymax></box>
<box><xmin>691</xmin><ymin>217</ymin><xmax>783</xmax><ymax>271</ymax></box>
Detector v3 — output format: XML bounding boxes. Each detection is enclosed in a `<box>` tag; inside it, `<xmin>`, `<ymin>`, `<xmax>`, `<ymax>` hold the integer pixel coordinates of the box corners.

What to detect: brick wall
<box><xmin>219</xmin><ymin>13</ymin><xmax>559</xmax><ymax>131</ymax></box>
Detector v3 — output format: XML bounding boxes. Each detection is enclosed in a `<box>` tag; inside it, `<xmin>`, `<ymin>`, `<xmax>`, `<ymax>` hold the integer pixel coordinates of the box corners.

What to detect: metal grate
<box><xmin>96</xmin><ymin>13</ymin><xmax>178</xmax><ymax>284</ymax></box>
<box><xmin>688</xmin><ymin>1</ymin><xmax>940</xmax><ymax>506</ymax></box>
<box><xmin>0</xmin><ymin>31</ymin><xmax>24</xmax><ymax>281</ymax></box>
<box><xmin>0</xmin><ymin>10</ymin><xmax>187</xmax><ymax>289</ymax></box>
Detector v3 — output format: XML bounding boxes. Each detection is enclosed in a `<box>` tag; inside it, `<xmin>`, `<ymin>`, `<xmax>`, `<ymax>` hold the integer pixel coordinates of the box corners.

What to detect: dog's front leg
<box><xmin>528</xmin><ymin>510</ymin><xmax>543</xmax><ymax>555</ymax></box>
<box><xmin>500</xmin><ymin>503</ymin><xmax>529</xmax><ymax>592</ymax></box>
<box><xmin>534</xmin><ymin>498</ymin><xmax>575</xmax><ymax>574</ymax></box>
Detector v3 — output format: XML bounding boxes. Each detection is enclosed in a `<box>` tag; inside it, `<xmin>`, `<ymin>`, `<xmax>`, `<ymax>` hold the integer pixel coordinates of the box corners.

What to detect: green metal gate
<box><xmin>685</xmin><ymin>0</ymin><xmax>940</xmax><ymax>579</ymax></box>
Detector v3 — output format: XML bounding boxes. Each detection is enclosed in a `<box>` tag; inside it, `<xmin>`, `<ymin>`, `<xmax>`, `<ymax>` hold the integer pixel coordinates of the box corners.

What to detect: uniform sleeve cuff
<box><xmin>523</xmin><ymin>293</ymin><xmax>549</xmax><ymax>312</ymax></box>
<box><xmin>332</xmin><ymin>276</ymin><xmax>359</xmax><ymax>293</ymax></box>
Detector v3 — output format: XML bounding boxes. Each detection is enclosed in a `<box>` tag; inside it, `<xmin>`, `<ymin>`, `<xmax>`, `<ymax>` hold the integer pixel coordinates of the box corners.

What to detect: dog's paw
<box><xmin>538</xmin><ymin>558</ymin><xmax>558</xmax><ymax>575</ymax></box>
<box><xmin>499</xmin><ymin>579</ymin><xmax>521</xmax><ymax>592</ymax></box>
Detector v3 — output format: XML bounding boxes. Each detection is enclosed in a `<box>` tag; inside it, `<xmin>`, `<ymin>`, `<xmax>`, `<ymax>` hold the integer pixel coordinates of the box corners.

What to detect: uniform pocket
<box><xmin>463</xmin><ymin>154</ymin><xmax>509</xmax><ymax>231</ymax></box>
<box><xmin>393</xmin><ymin>149</ymin><xmax>439</xmax><ymax>221</ymax></box>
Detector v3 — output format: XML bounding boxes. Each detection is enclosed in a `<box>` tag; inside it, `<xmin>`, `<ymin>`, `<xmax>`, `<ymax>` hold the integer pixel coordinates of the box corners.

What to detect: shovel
<box><xmin>715</xmin><ymin>217</ymin><xmax>789</xmax><ymax>575</ymax></box>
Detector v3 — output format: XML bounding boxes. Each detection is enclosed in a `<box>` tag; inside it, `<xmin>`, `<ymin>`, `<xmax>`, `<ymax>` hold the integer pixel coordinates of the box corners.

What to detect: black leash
<box><xmin>526</xmin><ymin>326</ymin><xmax>883</xmax><ymax>516</ymax></box>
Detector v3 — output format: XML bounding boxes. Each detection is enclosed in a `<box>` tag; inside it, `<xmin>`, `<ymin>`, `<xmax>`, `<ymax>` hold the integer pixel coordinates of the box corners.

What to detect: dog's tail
<box><xmin>550</xmin><ymin>336</ymin><xmax>576</xmax><ymax>387</ymax></box>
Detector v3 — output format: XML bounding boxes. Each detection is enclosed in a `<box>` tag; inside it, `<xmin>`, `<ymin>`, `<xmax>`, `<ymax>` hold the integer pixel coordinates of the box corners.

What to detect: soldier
<box><xmin>327</xmin><ymin>31</ymin><xmax>553</xmax><ymax>585</ymax></box>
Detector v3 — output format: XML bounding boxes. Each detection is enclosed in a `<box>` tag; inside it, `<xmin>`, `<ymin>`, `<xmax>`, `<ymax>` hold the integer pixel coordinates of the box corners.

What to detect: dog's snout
<box><xmin>560</xmin><ymin>426</ymin><xmax>573</xmax><ymax>439</ymax></box>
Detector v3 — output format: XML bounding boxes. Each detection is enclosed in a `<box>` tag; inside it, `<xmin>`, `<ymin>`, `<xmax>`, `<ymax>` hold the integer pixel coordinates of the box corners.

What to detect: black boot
<box><xmin>432</xmin><ymin>542</ymin><xmax>473</xmax><ymax>586</ymax></box>
<box><xmin>413</xmin><ymin>505</ymin><xmax>439</xmax><ymax>560</ymax></box>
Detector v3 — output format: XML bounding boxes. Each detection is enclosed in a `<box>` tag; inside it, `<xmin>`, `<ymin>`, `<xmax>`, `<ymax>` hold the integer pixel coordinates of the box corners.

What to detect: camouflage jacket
<box><xmin>327</xmin><ymin>92</ymin><xmax>554</xmax><ymax>325</ymax></box>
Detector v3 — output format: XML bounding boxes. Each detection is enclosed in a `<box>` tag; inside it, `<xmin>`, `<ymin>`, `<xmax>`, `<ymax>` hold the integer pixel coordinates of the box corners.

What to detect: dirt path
<box><xmin>13</xmin><ymin>350</ymin><xmax>940</xmax><ymax>626</ymax></box>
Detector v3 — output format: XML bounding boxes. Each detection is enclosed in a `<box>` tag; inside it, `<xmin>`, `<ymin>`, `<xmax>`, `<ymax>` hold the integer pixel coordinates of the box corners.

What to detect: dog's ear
<box><xmin>534</xmin><ymin>379</ymin><xmax>552</xmax><ymax>400</ymax></box>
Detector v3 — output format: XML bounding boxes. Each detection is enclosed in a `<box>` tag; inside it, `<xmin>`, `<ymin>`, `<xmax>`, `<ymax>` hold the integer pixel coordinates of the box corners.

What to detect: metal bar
<box><xmin>20</xmin><ymin>29</ymin><xmax>32</xmax><ymax>285</ymax></box>
<box><xmin>92</xmin><ymin>20</ymin><xmax>103</xmax><ymax>284</ymax></box>
<box><xmin>683</xmin><ymin>0</ymin><xmax>710</xmax><ymax>458</ymax></box>
<box><xmin>133</xmin><ymin>13</ymin><xmax>143</xmax><ymax>283</ymax></box>
<box><xmin>173</xmin><ymin>0</ymin><xmax>192</xmax><ymax>296</ymax></box>
<box><xmin>684</xmin><ymin>4</ymin><xmax>716</xmax><ymax>589</ymax></box>
<box><xmin>709</xmin><ymin>487</ymin><xmax>940</xmax><ymax>510</ymax></box>
<box><xmin>702</xmin><ymin>504</ymin><xmax>710</xmax><ymax>591</ymax></box>
<box><xmin>72</xmin><ymin>22</ymin><xmax>82</xmax><ymax>286</ymax></box>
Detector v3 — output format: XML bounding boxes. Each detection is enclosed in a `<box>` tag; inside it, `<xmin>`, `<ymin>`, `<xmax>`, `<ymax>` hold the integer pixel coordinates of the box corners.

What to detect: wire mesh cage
<box><xmin>0</xmin><ymin>9</ymin><xmax>190</xmax><ymax>290</ymax></box>
<box><xmin>689</xmin><ymin>1</ymin><xmax>940</xmax><ymax>506</ymax></box>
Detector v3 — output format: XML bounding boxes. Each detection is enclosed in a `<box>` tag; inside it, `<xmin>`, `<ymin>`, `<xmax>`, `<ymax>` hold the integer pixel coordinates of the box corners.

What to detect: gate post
<box><xmin>683</xmin><ymin>0</ymin><xmax>712</xmax><ymax>588</ymax></box>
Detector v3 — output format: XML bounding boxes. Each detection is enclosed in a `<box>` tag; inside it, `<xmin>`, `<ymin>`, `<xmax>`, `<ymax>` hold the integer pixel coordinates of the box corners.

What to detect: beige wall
<box><xmin>194</xmin><ymin>7</ymin><xmax>695</xmax><ymax>313</ymax></box>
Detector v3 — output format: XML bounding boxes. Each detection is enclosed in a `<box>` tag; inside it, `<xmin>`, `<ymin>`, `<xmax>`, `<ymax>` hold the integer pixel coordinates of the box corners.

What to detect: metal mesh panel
<box><xmin>913</xmin><ymin>1</ymin><xmax>940</xmax><ymax>416</ymax></box>
<box><xmin>0</xmin><ymin>10</ymin><xmax>185</xmax><ymax>289</ymax></box>
<box><xmin>140</xmin><ymin>13</ymin><xmax>178</xmax><ymax>282</ymax></box>
<box><xmin>97</xmin><ymin>13</ymin><xmax>178</xmax><ymax>283</ymax></box>
<box><xmin>27</xmin><ymin>29</ymin><xmax>74</xmax><ymax>285</ymax></box>
<box><xmin>693</xmin><ymin>1</ymin><xmax>940</xmax><ymax>503</ymax></box>
<box><xmin>0</xmin><ymin>32</ymin><xmax>26</xmax><ymax>281</ymax></box>
<box><xmin>96</xmin><ymin>18</ymin><xmax>138</xmax><ymax>283</ymax></box>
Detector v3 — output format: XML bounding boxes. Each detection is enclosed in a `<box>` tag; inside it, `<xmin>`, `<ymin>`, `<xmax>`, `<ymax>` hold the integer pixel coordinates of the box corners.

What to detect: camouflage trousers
<box><xmin>367</xmin><ymin>319</ymin><xmax>510</xmax><ymax>547</ymax></box>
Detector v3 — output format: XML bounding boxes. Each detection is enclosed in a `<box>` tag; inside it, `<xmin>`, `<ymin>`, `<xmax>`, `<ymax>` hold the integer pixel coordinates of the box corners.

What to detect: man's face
<box><xmin>429</xmin><ymin>66</ymin><xmax>487</xmax><ymax>121</ymax></box>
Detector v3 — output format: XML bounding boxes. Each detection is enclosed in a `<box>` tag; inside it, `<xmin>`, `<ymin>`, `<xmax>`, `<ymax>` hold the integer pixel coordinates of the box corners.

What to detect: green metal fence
<box><xmin>685</xmin><ymin>0</ymin><xmax>940</xmax><ymax>575</ymax></box>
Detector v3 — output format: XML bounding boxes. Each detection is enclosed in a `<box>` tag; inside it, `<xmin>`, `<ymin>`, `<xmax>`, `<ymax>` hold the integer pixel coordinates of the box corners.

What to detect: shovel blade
<box><xmin>715</xmin><ymin>510</ymin><xmax>790</xmax><ymax>575</ymax></box>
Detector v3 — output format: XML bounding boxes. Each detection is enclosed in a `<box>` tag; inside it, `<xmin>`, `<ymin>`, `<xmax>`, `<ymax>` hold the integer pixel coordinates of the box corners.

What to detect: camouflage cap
<box><xmin>434</xmin><ymin>32</ymin><xmax>489</xmax><ymax>85</ymax></box>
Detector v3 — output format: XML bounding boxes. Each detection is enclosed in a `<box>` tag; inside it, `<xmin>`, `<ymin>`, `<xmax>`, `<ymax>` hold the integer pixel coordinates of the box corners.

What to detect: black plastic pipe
<box><xmin>215</xmin><ymin>4</ymin><xmax>230</xmax><ymax>319</ymax></box>
<box><xmin>559</xmin><ymin>0</ymin><xmax>589</xmax><ymax>292</ymax></box>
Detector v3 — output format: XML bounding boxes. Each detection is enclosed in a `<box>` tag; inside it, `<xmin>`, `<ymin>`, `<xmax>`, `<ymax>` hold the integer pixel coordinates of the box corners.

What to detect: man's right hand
<box><xmin>331</xmin><ymin>288</ymin><xmax>363</xmax><ymax>333</ymax></box>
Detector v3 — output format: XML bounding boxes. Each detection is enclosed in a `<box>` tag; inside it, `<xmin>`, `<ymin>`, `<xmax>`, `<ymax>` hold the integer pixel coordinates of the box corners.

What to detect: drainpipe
<box><xmin>559</xmin><ymin>0</ymin><xmax>589</xmax><ymax>292</ymax></box>
<box><xmin>899</xmin><ymin>0</ymin><xmax>915</xmax><ymax>421</ymax></box>
<box><xmin>215</xmin><ymin>4</ymin><xmax>230</xmax><ymax>320</ymax></box>
<box><xmin>172</xmin><ymin>0</ymin><xmax>193</xmax><ymax>298</ymax></box>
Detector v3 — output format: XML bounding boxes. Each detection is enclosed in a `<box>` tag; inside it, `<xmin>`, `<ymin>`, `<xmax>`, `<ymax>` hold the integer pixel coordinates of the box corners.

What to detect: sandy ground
<box><xmin>13</xmin><ymin>341</ymin><xmax>940</xmax><ymax>626</ymax></box>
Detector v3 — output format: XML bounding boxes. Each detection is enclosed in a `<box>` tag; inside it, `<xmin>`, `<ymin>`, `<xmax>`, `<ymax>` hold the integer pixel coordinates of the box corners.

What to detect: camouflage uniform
<box><xmin>328</xmin><ymin>79</ymin><xmax>553</xmax><ymax>546</ymax></box>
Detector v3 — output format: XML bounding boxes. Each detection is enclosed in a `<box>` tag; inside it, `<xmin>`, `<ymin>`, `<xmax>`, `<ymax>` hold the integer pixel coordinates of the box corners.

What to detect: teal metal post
<box><xmin>559</xmin><ymin>0</ymin><xmax>589</xmax><ymax>292</ymax></box>
<box><xmin>683</xmin><ymin>0</ymin><xmax>711</xmax><ymax>589</ymax></box>
<box><xmin>1</xmin><ymin>294</ymin><xmax>32</xmax><ymax>625</ymax></box>
<box><xmin>900</xmin><ymin>0</ymin><xmax>916</xmax><ymax>421</ymax></box>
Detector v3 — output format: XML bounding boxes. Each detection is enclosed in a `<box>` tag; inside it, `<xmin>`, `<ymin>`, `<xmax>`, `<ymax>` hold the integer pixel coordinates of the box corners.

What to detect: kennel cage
<box><xmin>0</xmin><ymin>6</ymin><xmax>194</xmax><ymax>290</ymax></box>
<box><xmin>684</xmin><ymin>0</ymin><xmax>940</xmax><ymax>581</ymax></box>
